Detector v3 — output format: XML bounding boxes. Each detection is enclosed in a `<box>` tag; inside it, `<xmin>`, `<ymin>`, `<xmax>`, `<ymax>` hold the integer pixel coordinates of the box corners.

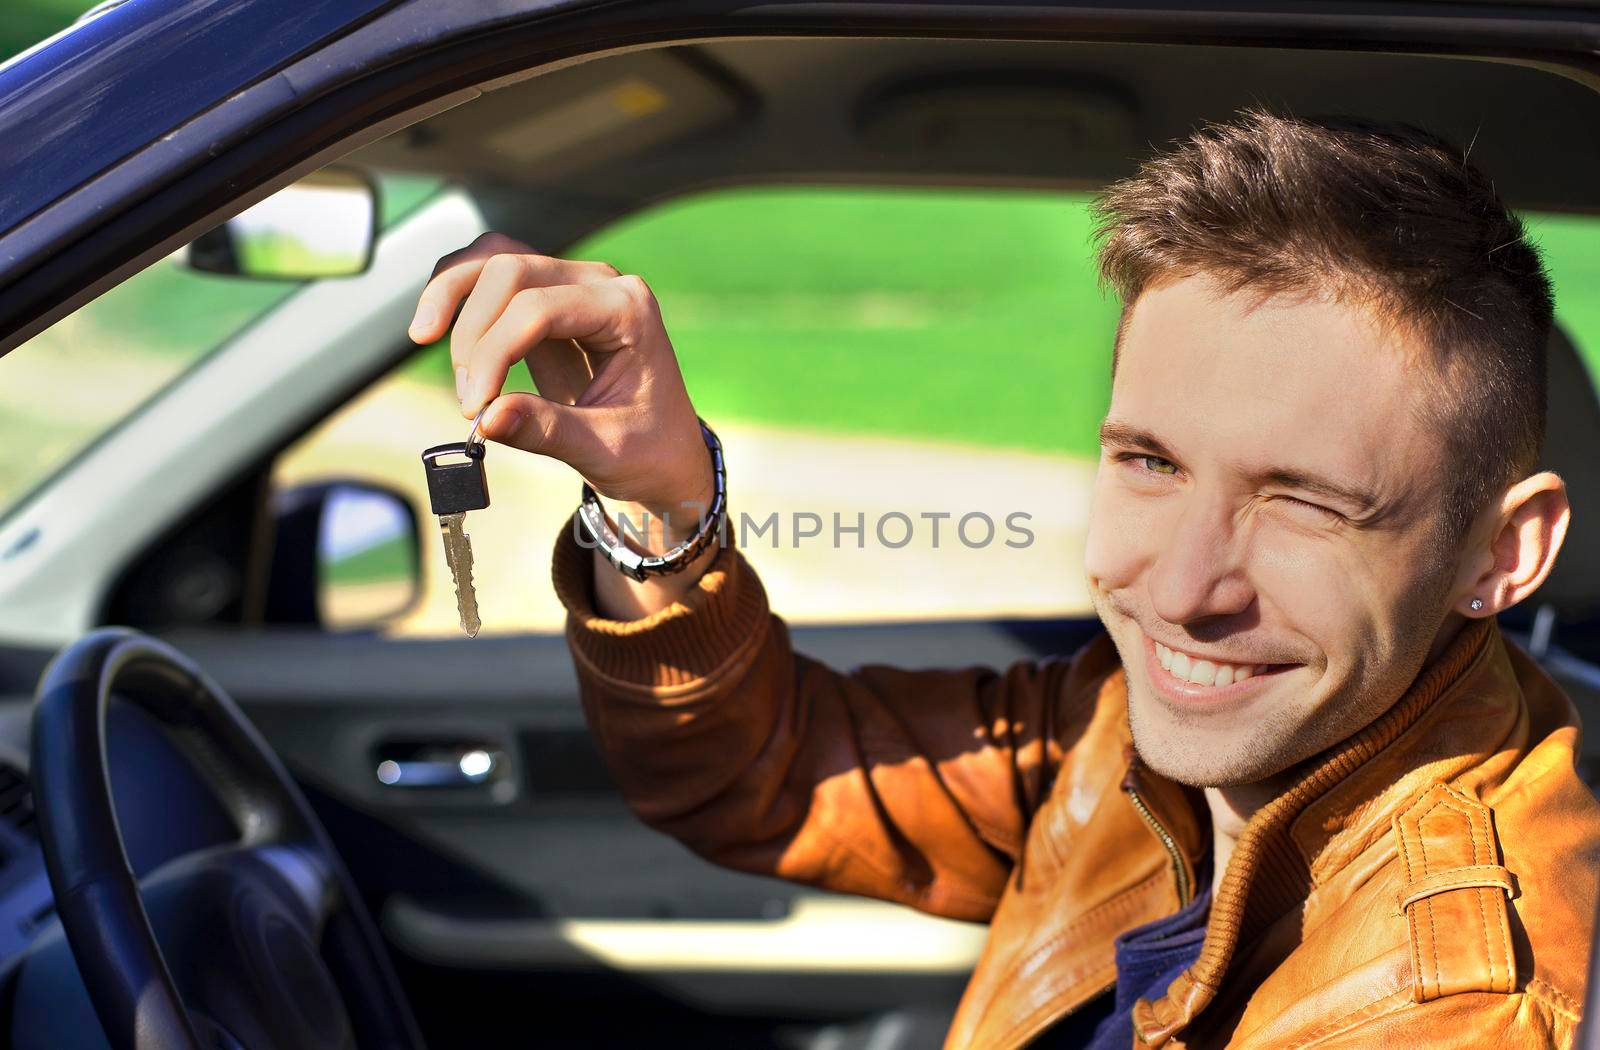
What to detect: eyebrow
<box><xmin>1098</xmin><ymin>420</ymin><xmax>1177</xmax><ymax>460</ymax></box>
<box><xmin>1098</xmin><ymin>419</ymin><xmax>1384</xmax><ymax>517</ymax></box>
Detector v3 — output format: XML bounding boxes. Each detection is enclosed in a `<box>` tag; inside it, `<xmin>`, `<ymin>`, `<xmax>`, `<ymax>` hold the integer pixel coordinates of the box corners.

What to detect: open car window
<box><xmin>272</xmin><ymin>186</ymin><xmax>1600</xmax><ymax>639</ymax></box>
<box><xmin>272</xmin><ymin>185</ymin><xmax>1123</xmax><ymax>636</ymax></box>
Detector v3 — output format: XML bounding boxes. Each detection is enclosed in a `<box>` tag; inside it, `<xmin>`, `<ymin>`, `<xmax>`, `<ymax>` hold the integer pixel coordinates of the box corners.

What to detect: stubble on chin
<box><xmin>1124</xmin><ymin>681</ymin><xmax>1303</xmax><ymax>789</ymax></box>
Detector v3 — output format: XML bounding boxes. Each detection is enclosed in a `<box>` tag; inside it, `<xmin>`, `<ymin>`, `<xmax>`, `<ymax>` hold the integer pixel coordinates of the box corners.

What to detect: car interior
<box><xmin>3</xmin><ymin>29</ymin><xmax>1600</xmax><ymax>1050</ymax></box>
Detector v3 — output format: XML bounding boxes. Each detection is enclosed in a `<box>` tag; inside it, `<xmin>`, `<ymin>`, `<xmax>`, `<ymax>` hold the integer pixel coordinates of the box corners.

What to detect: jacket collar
<box><xmin>1128</xmin><ymin>616</ymin><xmax>1500</xmax><ymax>1044</ymax></box>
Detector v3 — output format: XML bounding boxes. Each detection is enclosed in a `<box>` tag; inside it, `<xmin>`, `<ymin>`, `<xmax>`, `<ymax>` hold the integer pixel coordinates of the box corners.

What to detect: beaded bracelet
<box><xmin>575</xmin><ymin>419</ymin><xmax>726</xmax><ymax>582</ymax></box>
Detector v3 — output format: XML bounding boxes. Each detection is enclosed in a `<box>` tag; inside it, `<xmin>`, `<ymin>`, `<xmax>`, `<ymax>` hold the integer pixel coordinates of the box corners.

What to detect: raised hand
<box><xmin>408</xmin><ymin>232</ymin><xmax>713</xmax><ymax>539</ymax></box>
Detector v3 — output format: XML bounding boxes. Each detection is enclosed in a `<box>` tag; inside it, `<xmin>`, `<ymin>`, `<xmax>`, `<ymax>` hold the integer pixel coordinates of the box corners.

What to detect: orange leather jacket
<box><xmin>552</xmin><ymin>525</ymin><xmax>1600</xmax><ymax>1048</ymax></box>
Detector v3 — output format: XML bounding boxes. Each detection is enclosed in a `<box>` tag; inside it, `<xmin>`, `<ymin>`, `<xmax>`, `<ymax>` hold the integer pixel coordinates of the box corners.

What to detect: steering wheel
<box><xmin>21</xmin><ymin>628</ymin><xmax>425</xmax><ymax>1050</ymax></box>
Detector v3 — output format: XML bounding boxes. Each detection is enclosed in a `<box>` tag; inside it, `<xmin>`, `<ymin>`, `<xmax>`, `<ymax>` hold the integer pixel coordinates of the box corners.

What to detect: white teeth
<box><xmin>1170</xmin><ymin>651</ymin><xmax>1191</xmax><ymax>679</ymax></box>
<box><xmin>1152</xmin><ymin>637</ymin><xmax>1265</xmax><ymax>687</ymax></box>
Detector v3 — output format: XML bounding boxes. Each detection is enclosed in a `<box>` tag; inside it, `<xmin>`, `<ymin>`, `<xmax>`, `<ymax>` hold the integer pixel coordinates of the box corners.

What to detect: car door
<box><xmin>10</xmin><ymin>4</ymin><xmax>1600</xmax><ymax>1049</ymax></box>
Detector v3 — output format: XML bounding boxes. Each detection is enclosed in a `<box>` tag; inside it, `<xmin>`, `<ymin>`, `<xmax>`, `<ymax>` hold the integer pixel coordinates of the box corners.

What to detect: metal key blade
<box><xmin>439</xmin><ymin>511</ymin><xmax>481</xmax><ymax>638</ymax></box>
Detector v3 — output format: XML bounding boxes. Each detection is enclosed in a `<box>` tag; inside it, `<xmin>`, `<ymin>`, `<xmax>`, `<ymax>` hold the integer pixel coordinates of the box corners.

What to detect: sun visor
<box><xmin>363</xmin><ymin>49</ymin><xmax>745</xmax><ymax>185</ymax></box>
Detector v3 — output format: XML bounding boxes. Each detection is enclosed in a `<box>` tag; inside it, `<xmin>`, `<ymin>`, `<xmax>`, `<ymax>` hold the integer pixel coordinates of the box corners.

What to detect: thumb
<box><xmin>482</xmin><ymin>393</ymin><xmax>603</xmax><ymax>474</ymax></box>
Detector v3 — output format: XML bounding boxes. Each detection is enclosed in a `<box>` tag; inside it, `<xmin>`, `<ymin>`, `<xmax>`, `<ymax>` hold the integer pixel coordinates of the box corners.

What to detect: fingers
<box><xmin>460</xmin><ymin>279</ymin><xmax>636</xmax><ymax>417</ymax></box>
<box><xmin>408</xmin><ymin>231</ymin><xmax>623</xmax><ymax>359</ymax></box>
<box><xmin>449</xmin><ymin>254</ymin><xmax>617</xmax><ymax>368</ymax></box>
<box><xmin>481</xmin><ymin>393</ymin><xmax>606</xmax><ymax>474</ymax></box>
<box><xmin>408</xmin><ymin>232</ymin><xmax>530</xmax><ymax>344</ymax></box>
<box><xmin>447</xmin><ymin>253</ymin><xmax>535</xmax><ymax>383</ymax></box>
<box><xmin>521</xmin><ymin>335</ymin><xmax>596</xmax><ymax>408</ymax></box>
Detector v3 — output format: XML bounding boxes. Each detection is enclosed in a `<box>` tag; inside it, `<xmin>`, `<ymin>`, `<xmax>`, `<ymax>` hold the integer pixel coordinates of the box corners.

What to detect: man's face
<box><xmin>1085</xmin><ymin>274</ymin><xmax>1463</xmax><ymax>788</ymax></box>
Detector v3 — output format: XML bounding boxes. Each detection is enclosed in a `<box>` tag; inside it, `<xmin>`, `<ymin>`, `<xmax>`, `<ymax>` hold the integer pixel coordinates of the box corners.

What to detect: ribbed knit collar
<box><xmin>1129</xmin><ymin>616</ymin><xmax>1499</xmax><ymax>1044</ymax></box>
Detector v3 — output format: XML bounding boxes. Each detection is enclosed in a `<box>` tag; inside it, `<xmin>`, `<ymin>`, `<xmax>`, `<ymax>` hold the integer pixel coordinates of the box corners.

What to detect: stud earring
<box><xmin>1469</xmin><ymin>598</ymin><xmax>1485</xmax><ymax>612</ymax></box>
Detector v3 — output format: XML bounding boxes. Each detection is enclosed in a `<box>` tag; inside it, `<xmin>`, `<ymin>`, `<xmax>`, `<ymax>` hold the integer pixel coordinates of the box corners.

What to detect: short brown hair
<box><xmin>1091</xmin><ymin>106</ymin><xmax>1554</xmax><ymax>542</ymax></box>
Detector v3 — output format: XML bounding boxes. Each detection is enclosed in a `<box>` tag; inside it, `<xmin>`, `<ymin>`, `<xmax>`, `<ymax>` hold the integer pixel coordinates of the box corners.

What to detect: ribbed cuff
<box><xmin>550</xmin><ymin>511</ymin><xmax>770</xmax><ymax>690</ymax></box>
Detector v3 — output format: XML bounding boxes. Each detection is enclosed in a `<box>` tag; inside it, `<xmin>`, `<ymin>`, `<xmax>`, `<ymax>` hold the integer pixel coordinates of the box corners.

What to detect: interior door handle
<box><xmin>375</xmin><ymin>745</ymin><xmax>500</xmax><ymax>788</ymax></box>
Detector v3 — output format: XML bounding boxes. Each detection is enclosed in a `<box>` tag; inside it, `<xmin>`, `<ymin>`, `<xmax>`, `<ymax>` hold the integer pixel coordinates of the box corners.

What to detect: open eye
<box><xmin>1136</xmin><ymin>455</ymin><xmax>1179</xmax><ymax>476</ymax></box>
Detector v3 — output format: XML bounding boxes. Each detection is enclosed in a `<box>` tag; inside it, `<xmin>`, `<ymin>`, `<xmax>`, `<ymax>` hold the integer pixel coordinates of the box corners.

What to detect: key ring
<box><xmin>465</xmin><ymin>406</ymin><xmax>488</xmax><ymax>458</ymax></box>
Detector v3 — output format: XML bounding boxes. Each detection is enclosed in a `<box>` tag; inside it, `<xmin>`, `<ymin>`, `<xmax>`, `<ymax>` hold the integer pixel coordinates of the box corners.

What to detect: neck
<box><xmin>1203</xmin><ymin>779</ymin><xmax>1284</xmax><ymax>883</ymax></box>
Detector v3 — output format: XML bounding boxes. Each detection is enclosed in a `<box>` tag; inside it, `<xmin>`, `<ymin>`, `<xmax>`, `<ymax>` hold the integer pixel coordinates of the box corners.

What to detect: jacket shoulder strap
<box><xmin>1393</xmin><ymin>782</ymin><xmax>1518</xmax><ymax>1002</ymax></box>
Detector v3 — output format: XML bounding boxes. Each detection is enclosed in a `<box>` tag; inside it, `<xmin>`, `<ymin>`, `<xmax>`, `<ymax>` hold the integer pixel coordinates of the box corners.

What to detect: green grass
<box><xmin>1</xmin><ymin>0</ymin><xmax>79</xmax><ymax>61</ymax></box>
<box><xmin>76</xmin><ymin>261</ymin><xmax>300</xmax><ymax>356</ymax></box>
<box><xmin>1528</xmin><ymin>213</ymin><xmax>1600</xmax><ymax>375</ymax></box>
<box><xmin>581</xmin><ymin>188</ymin><xmax>1120</xmax><ymax>457</ymax></box>
<box><xmin>323</xmin><ymin>534</ymin><xmax>414</xmax><ymax>585</ymax></box>
<box><xmin>405</xmin><ymin>187</ymin><xmax>1122</xmax><ymax>457</ymax></box>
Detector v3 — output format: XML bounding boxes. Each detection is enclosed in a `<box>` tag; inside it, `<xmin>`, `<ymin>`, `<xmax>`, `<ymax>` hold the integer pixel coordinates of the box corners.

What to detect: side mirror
<box><xmin>266</xmin><ymin>481</ymin><xmax>421</xmax><ymax>631</ymax></box>
<box><xmin>181</xmin><ymin>168</ymin><xmax>378</xmax><ymax>280</ymax></box>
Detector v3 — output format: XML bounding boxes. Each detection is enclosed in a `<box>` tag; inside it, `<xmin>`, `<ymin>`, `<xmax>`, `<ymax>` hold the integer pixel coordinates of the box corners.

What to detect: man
<box><xmin>409</xmin><ymin>108</ymin><xmax>1600</xmax><ymax>1047</ymax></box>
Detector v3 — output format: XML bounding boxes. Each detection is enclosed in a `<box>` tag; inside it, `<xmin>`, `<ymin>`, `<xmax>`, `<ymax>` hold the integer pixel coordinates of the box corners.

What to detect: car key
<box><xmin>421</xmin><ymin>413</ymin><xmax>491</xmax><ymax>637</ymax></box>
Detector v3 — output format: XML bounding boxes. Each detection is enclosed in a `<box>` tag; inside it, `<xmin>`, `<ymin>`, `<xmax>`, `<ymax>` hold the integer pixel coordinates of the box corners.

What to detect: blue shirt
<box><xmin>1031</xmin><ymin>860</ymin><xmax>1214</xmax><ymax>1049</ymax></box>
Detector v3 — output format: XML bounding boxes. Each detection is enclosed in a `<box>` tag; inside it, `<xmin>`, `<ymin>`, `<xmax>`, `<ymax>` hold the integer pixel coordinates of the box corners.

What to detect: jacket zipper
<box><xmin>999</xmin><ymin>787</ymin><xmax>1194</xmax><ymax>1049</ymax></box>
<box><xmin>1125</xmin><ymin>784</ymin><xmax>1193</xmax><ymax>908</ymax></box>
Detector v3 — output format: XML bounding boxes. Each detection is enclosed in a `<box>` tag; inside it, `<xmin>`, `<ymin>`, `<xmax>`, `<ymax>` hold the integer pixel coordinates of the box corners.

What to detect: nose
<box><xmin>1147</xmin><ymin>491</ymin><xmax>1255</xmax><ymax>625</ymax></box>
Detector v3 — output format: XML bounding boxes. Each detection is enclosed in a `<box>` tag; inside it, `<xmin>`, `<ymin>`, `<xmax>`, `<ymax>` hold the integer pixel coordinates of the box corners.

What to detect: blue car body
<box><xmin>0</xmin><ymin>0</ymin><xmax>399</xmax><ymax>235</ymax></box>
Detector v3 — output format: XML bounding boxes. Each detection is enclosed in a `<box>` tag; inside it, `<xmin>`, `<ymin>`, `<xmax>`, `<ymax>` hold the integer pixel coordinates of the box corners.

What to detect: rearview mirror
<box><xmin>181</xmin><ymin>168</ymin><xmax>378</xmax><ymax>280</ymax></box>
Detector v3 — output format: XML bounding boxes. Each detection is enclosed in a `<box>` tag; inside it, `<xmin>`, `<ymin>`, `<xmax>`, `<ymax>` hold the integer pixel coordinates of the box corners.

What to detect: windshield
<box><xmin>0</xmin><ymin>171</ymin><xmax>441</xmax><ymax>517</ymax></box>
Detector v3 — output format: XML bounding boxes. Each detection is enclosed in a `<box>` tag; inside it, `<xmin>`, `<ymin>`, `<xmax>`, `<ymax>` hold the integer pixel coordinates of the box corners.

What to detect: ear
<box><xmin>1459</xmin><ymin>471</ymin><xmax>1571</xmax><ymax>617</ymax></box>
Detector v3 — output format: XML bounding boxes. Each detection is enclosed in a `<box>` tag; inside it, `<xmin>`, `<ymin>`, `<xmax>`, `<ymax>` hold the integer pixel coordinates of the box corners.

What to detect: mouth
<box><xmin>1140</xmin><ymin>630</ymin><xmax>1298</xmax><ymax>705</ymax></box>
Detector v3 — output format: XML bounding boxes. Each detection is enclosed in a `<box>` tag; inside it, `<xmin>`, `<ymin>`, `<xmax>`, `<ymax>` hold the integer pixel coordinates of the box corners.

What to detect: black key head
<box><xmin>421</xmin><ymin>441</ymin><xmax>490</xmax><ymax>515</ymax></box>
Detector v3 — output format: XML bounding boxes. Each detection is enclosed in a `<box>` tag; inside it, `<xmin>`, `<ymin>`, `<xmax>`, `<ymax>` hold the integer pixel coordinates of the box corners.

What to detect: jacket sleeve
<box><xmin>551</xmin><ymin>516</ymin><xmax>1120</xmax><ymax>923</ymax></box>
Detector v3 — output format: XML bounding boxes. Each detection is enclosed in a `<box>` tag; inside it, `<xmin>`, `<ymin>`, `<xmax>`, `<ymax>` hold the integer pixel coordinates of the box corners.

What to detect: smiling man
<box><xmin>411</xmin><ymin>107</ymin><xmax>1600</xmax><ymax>1048</ymax></box>
<box><xmin>1090</xmin><ymin>277</ymin><xmax>1562</xmax><ymax>884</ymax></box>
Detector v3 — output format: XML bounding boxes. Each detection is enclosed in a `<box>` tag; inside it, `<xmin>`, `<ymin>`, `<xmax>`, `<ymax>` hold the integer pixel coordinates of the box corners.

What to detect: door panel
<box><xmin>163</xmin><ymin>618</ymin><xmax>1102</xmax><ymax>1033</ymax></box>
